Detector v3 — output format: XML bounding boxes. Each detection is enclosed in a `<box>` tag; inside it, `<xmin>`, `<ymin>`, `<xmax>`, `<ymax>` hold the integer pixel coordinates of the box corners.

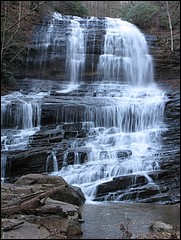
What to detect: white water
<box><xmin>1</xmin><ymin>155</ymin><xmax>7</xmax><ymax>182</ymax></box>
<box><xmin>49</xmin><ymin>17</ymin><xmax>167</xmax><ymax>202</ymax></box>
<box><xmin>1</xmin><ymin>15</ymin><xmax>168</xmax><ymax>203</ymax></box>
<box><xmin>1</xmin><ymin>91</ymin><xmax>46</xmax><ymax>180</ymax></box>
<box><xmin>51</xmin><ymin>83</ymin><xmax>167</xmax><ymax>202</ymax></box>
<box><xmin>66</xmin><ymin>17</ymin><xmax>86</xmax><ymax>83</ymax></box>
<box><xmin>28</xmin><ymin>12</ymin><xmax>87</xmax><ymax>85</ymax></box>
<box><xmin>97</xmin><ymin>17</ymin><xmax>154</xmax><ymax>85</ymax></box>
<box><xmin>46</xmin><ymin>150</ymin><xmax>59</xmax><ymax>172</ymax></box>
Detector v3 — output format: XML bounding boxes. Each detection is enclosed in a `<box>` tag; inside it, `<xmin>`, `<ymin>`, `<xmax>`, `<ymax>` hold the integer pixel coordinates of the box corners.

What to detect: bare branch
<box><xmin>18</xmin><ymin>1</ymin><xmax>22</xmax><ymax>29</ymax></box>
<box><xmin>161</xmin><ymin>1</ymin><xmax>174</xmax><ymax>51</ymax></box>
<box><xmin>9</xmin><ymin>43</ymin><xmax>31</xmax><ymax>63</ymax></box>
<box><xmin>2</xmin><ymin>1</ymin><xmax>46</xmax><ymax>32</ymax></box>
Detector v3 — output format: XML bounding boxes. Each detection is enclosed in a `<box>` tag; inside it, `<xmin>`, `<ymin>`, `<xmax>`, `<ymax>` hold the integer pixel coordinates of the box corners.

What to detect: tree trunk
<box><xmin>162</xmin><ymin>1</ymin><xmax>174</xmax><ymax>51</ymax></box>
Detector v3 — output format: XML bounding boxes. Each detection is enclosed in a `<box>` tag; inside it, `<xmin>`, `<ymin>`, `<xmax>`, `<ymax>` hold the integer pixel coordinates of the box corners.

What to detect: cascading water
<box><xmin>65</xmin><ymin>17</ymin><xmax>86</xmax><ymax>83</ymax></box>
<box><xmin>27</xmin><ymin>13</ymin><xmax>87</xmax><ymax>84</ymax></box>
<box><xmin>51</xmin><ymin>83</ymin><xmax>167</xmax><ymax>202</ymax></box>
<box><xmin>97</xmin><ymin>17</ymin><xmax>154</xmax><ymax>85</ymax></box>
<box><xmin>45</xmin><ymin>14</ymin><xmax>166</xmax><ymax>202</ymax></box>
<box><xmin>1</xmin><ymin>91</ymin><xmax>44</xmax><ymax>150</ymax></box>
<box><xmin>46</xmin><ymin>150</ymin><xmax>59</xmax><ymax>172</ymax></box>
<box><xmin>1</xmin><ymin>13</ymin><xmax>169</xmax><ymax>203</ymax></box>
<box><xmin>1</xmin><ymin>91</ymin><xmax>46</xmax><ymax>181</ymax></box>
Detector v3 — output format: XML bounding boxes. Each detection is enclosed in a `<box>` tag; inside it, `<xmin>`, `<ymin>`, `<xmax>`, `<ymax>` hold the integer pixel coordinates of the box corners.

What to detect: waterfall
<box><xmin>46</xmin><ymin>151</ymin><xmax>59</xmax><ymax>172</ymax></box>
<box><xmin>1</xmin><ymin>92</ymin><xmax>45</xmax><ymax>180</ymax></box>
<box><xmin>43</xmin><ymin>15</ymin><xmax>167</xmax><ymax>202</ymax></box>
<box><xmin>1</xmin><ymin>92</ymin><xmax>42</xmax><ymax>130</ymax></box>
<box><xmin>27</xmin><ymin>12</ymin><xmax>63</xmax><ymax>71</ymax></box>
<box><xmin>97</xmin><ymin>17</ymin><xmax>154</xmax><ymax>85</ymax></box>
<box><xmin>28</xmin><ymin>12</ymin><xmax>87</xmax><ymax>84</ymax></box>
<box><xmin>27</xmin><ymin>13</ymin><xmax>154</xmax><ymax>86</ymax></box>
<box><xmin>65</xmin><ymin>17</ymin><xmax>86</xmax><ymax>83</ymax></box>
<box><xmin>1</xmin><ymin>14</ymin><xmax>170</xmax><ymax>203</ymax></box>
<box><xmin>1</xmin><ymin>155</ymin><xmax>7</xmax><ymax>181</ymax></box>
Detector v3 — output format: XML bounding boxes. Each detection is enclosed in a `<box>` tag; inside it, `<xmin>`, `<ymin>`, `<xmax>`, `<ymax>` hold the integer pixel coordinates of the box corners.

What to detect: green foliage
<box><xmin>65</xmin><ymin>1</ymin><xmax>88</xmax><ymax>17</ymax></box>
<box><xmin>52</xmin><ymin>1</ymin><xmax>88</xmax><ymax>17</ymax></box>
<box><xmin>119</xmin><ymin>1</ymin><xmax>180</xmax><ymax>31</ymax></box>
<box><xmin>74</xmin><ymin>1</ymin><xmax>88</xmax><ymax>16</ymax></box>
<box><xmin>120</xmin><ymin>1</ymin><xmax>159</xmax><ymax>28</ymax></box>
<box><xmin>119</xmin><ymin>1</ymin><xmax>160</xmax><ymax>29</ymax></box>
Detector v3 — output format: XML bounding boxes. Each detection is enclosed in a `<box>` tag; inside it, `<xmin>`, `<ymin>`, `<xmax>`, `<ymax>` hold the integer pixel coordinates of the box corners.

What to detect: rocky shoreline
<box><xmin>1</xmin><ymin>173</ymin><xmax>180</xmax><ymax>239</ymax></box>
<box><xmin>1</xmin><ymin>173</ymin><xmax>85</xmax><ymax>239</ymax></box>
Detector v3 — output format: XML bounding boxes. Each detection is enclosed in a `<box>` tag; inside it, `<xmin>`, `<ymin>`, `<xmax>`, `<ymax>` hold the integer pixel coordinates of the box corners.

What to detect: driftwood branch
<box><xmin>1</xmin><ymin>185</ymin><xmax>66</xmax><ymax>217</ymax></box>
<box><xmin>2</xmin><ymin>189</ymin><xmax>47</xmax><ymax>208</ymax></box>
<box><xmin>2</xmin><ymin>221</ymin><xmax>25</xmax><ymax>232</ymax></box>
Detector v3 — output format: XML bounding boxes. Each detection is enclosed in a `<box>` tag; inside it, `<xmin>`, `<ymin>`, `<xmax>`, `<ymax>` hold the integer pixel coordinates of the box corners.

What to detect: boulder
<box><xmin>1</xmin><ymin>173</ymin><xmax>85</xmax><ymax>239</ymax></box>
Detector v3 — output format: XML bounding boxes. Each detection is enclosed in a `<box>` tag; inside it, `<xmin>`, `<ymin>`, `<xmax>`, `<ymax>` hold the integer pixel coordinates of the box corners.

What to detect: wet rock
<box><xmin>95</xmin><ymin>174</ymin><xmax>148</xmax><ymax>200</ymax></box>
<box><xmin>149</xmin><ymin>221</ymin><xmax>173</xmax><ymax>232</ymax></box>
<box><xmin>14</xmin><ymin>173</ymin><xmax>86</xmax><ymax>206</ymax></box>
<box><xmin>117</xmin><ymin>150</ymin><xmax>132</xmax><ymax>159</ymax></box>
<box><xmin>5</xmin><ymin>147</ymin><xmax>53</xmax><ymax>180</ymax></box>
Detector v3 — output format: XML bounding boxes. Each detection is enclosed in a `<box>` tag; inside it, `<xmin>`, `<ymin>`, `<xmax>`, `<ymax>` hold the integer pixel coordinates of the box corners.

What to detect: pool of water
<box><xmin>79</xmin><ymin>201</ymin><xmax>180</xmax><ymax>239</ymax></box>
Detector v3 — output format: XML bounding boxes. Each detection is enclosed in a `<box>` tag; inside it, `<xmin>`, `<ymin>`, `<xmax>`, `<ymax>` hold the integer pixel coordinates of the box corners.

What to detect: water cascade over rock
<box><xmin>1</xmin><ymin>13</ymin><xmax>180</xmax><ymax>204</ymax></box>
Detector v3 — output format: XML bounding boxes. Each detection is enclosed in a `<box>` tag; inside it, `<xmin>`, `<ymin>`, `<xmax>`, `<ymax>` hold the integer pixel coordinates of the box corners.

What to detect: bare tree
<box><xmin>161</xmin><ymin>1</ymin><xmax>174</xmax><ymax>51</ymax></box>
<box><xmin>1</xmin><ymin>1</ymin><xmax>48</xmax><ymax>88</ymax></box>
<box><xmin>153</xmin><ymin>1</ymin><xmax>180</xmax><ymax>52</ymax></box>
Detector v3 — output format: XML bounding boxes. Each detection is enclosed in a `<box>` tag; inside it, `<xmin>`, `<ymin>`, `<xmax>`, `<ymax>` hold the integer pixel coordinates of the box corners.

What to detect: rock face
<box><xmin>1</xmin><ymin>173</ymin><xmax>85</xmax><ymax>239</ymax></box>
<box><xmin>4</xmin><ymin>122</ymin><xmax>91</xmax><ymax>180</ymax></box>
<box><xmin>146</xmin><ymin>34</ymin><xmax>180</xmax><ymax>81</ymax></box>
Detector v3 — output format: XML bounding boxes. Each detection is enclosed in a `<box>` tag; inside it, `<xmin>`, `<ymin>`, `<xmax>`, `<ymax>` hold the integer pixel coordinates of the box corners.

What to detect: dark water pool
<box><xmin>79</xmin><ymin>201</ymin><xmax>180</xmax><ymax>239</ymax></box>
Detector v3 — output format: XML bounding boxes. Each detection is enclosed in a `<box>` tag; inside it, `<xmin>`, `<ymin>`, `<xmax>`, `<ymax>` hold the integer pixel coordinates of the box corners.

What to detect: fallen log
<box><xmin>2</xmin><ymin>221</ymin><xmax>25</xmax><ymax>232</ymax></box>
<box><xmin>1</xmin><ymin>185</ymin><xmax>66</xmax><ymax>217</ymax></box>
<box><xmin>1</xmin><ymin>189</ymin><xmax>48</xmax><ymax>208</ymax></box>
